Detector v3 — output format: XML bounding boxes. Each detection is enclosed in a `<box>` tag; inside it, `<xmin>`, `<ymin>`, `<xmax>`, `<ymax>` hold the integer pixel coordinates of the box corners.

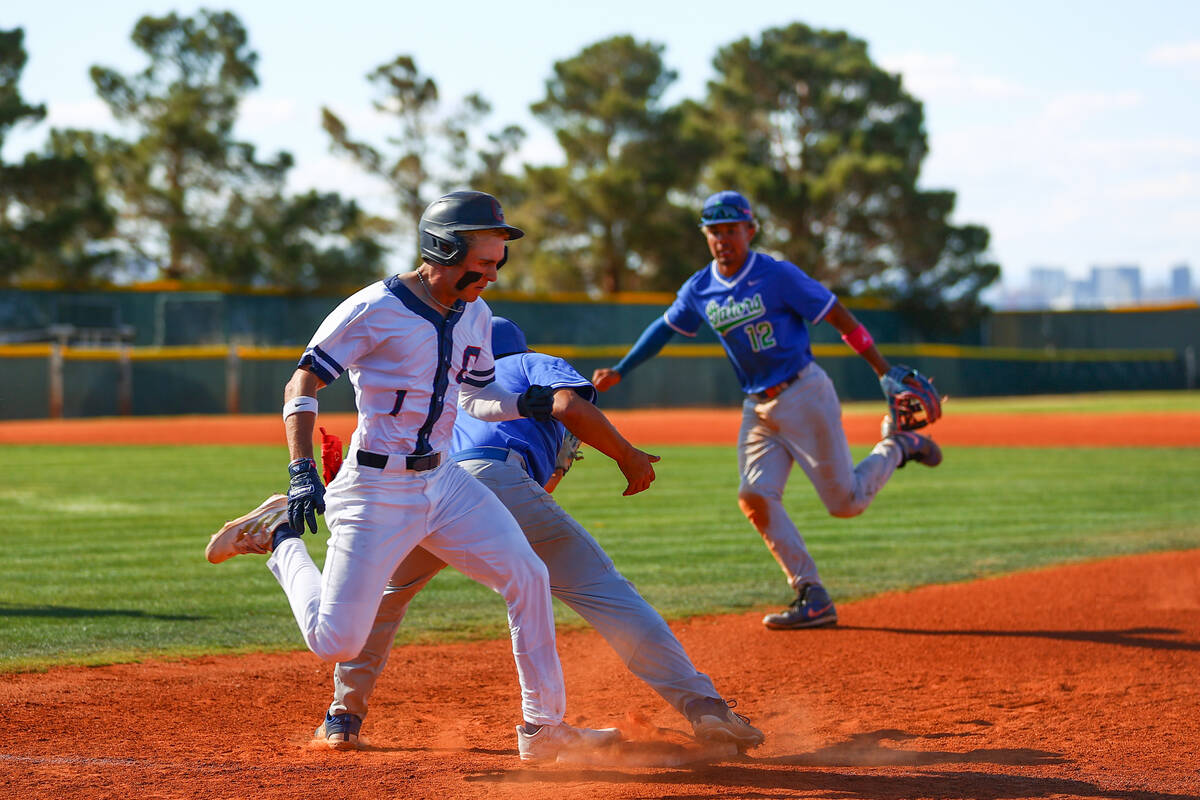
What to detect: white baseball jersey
<box><xmin>299</xmin><ymin>274</ymin><xmax>497</xmax><ymax>457</ymax></box>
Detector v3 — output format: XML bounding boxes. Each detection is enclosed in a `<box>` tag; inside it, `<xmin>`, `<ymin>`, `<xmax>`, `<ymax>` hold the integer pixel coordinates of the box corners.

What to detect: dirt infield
<box><xmin>3</xmin><ymin>550</ymin><xmax>1197</xmax><ymax>798</ymax></box>
<box><xmin>3</xmin><ymin>411</ymin><xmax>1198</xmax><ymax>798</ymax></box>
<box><xmin>3</xmin><ymin>407</ymin><xmax>1200</xmax><ymax>447</ymax></box>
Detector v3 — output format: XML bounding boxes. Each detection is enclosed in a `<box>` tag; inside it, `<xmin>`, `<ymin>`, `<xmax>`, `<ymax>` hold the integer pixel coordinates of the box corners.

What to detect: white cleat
<box><xmin>516</xmin><ymin>722</ymin><xmax>623</xmax><ymax>762</ymax></box>
<box><xmin>205</xmin><ymin>494</ymin><xmax>289</xmax><ymax>564</ymax></box>
<box><xmin>686</xmin><ymin>697</ymin><xmax>765</xmax><ymax>750</ymax></box>
<box><xmin>880</xmin><ymin>413</ymin><xmax>895</xmax><ymax>439</ymax></box>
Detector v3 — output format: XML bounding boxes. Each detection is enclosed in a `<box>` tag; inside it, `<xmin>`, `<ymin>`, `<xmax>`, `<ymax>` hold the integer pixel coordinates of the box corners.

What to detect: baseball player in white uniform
<box><xmin>301</xmin><ymin>316</ymin><xmax>764</xmax><ymax>753</ymax></box>
<box><xmin>207</xmin><ymin>191</ymin><xmax>620</xmax><ymax>761</ymax></box>
<box><xmin>593</xmin><ymin>191</ymin><xmax>942</xmax><ymax>631</ymax></box>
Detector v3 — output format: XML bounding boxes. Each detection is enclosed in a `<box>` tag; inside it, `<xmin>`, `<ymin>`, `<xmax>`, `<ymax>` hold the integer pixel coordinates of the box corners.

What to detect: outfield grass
<box><xmin>3</xmin><ymin>406</ymin><xmax>1198</xmax><ymax>671</ymax></box>
<box><xmin>839</xmin><ymin>389</ymin><xmax>1200</xmax><ymax>415</ymax></box>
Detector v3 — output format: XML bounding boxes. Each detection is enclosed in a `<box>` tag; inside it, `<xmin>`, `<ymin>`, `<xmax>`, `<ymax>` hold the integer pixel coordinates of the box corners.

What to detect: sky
<box><xmin>3</xmin><ymin>0</ymin><xmax>1199</xmax><ymax>293</ymax></box>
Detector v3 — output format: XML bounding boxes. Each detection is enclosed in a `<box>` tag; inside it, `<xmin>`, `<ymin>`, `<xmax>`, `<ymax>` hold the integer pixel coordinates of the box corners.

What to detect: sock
<box><xmin>271</xmin><ymin>524</ymin><xmax>302</xmax><ymax>551</ymax></box>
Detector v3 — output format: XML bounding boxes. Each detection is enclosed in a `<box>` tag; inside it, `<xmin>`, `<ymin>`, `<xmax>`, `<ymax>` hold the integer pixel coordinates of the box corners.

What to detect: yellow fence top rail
<box><xmin>0</xmin><ymin>342</ymin><xmax>1180</xmax><ymax>363</ymax></box>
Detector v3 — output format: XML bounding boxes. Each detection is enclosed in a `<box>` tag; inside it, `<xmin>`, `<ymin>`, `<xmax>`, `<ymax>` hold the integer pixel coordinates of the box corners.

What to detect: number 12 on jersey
<box><xmin>743</xmin><ymin>321</ymin><xmax>776</xmax><ymax>352</ymax></box>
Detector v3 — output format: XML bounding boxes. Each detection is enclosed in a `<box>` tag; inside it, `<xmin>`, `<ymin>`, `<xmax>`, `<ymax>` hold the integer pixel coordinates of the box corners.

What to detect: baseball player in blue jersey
<box><xmin>593</xmin><ymin>190</ymin><xmax>942</xmax><ymax>631</ymax></box>
<box><xmin>303</xmin><ymin>316</ymin><xmax>765</xmax><ymax>756</ymax></box>
<box><xmin>206</xmin><ymin>191</ymin><xmax>621</xmax><ymax>761</ymax></box>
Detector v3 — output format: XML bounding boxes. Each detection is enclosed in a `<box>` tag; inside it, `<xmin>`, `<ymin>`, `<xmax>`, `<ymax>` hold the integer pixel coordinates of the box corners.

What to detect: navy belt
<box><xmin>450</xmin><ymin>446</ymin><xmax>513</xmax><ymax>464</ymax></box>
<box><xmin>752</xmin><ymin>373</ymin><xmax>801</xmax><ymax>402</ymax></box>
<box><xmin>355</xmin><ymin>449</ymin><xmax>442</xmax><ymax>472</ymax></box>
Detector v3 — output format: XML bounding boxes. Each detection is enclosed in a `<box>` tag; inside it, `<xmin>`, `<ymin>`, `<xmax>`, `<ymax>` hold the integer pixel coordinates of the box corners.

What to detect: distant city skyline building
<box><xmin>991</xmin><ymin>262</ymin><xmax>1196</xmax><ymax>310</ymax></box>
<box><xmin>1170</xmin><ymin>263</ymin><xmax>1193</xmax><ymax>299</ymax></box>
<box><xmin>1090</xmin><ymin>265</ymin><xmax>1142</xmax><ymax>306</ymax></box>
<box><xmin>1069</xmin><ymin>277</ymin><xmax>1097</xmax><ymax>308</ymax></box>
<box><xmin>1029</xmin><ymin>266</ymin><xmax>1069</xmax><ymax>305</ymax></box>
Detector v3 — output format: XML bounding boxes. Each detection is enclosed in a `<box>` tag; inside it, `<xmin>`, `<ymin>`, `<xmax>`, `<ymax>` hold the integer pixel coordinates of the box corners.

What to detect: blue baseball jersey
<box><xmin>452</xmin><ymin>352</ymin><xmax>596</xmax><ymax>486</ymax></box>
<box><xmin>664</xmin><ymin>252</ymin><xmax>836</xmax><ymax>395</ymax></box>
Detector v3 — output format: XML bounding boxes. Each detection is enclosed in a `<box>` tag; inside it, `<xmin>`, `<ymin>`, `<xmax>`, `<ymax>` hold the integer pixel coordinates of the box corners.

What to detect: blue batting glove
<box><xmin>287</xmin><ymin>458</ymin><xmax>326</xmax><ymax>534</ymax></box>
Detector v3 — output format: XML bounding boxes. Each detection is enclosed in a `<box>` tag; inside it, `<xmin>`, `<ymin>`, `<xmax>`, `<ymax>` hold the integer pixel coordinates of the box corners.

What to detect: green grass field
<box><xmin>838</xmin><ymin>389</ymin><xmax>1200</xmax><ymax>415</ymax></box>
<box><xmin>3</xmin><ymin>392</ymin><xmax>1198</xmax><ymax>672</ymax></box>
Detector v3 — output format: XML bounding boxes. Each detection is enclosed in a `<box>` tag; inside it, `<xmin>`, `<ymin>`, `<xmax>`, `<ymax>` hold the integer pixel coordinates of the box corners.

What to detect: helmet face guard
<box><xmin>421</xmin><ymin>226</ymin><xmax>509</xmax><ymax>270</ymax></box>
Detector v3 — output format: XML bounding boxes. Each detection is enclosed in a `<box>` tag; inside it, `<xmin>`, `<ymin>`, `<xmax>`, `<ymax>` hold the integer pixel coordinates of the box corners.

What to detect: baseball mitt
<box><xmin>879</xmin><ymin>365</ymin><xmax>942</xmax><ymax>431</ymax></box>
<box><xmin>553</xmin><ymin>431</ymin><xmax>584</xmax><ymax>477</ymax></box>
<box><xmin>542</xmin><ymin>432</ymin><xmax>583</xmax><ymax>494</ymax></box>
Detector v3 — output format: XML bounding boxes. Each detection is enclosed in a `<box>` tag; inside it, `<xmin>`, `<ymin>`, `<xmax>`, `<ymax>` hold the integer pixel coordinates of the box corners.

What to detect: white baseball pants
<box><xmin>267</xmin><ymin>457</ymin><xmax>566</xmax><ymax>725</ymax></box>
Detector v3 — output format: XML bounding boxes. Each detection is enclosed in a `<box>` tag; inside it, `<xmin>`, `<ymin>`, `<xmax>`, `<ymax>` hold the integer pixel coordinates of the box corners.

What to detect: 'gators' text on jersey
<box><xmin>664</xmin><ymin>252</ymin><xmax>835</xmax><ymax>396</ymax></box>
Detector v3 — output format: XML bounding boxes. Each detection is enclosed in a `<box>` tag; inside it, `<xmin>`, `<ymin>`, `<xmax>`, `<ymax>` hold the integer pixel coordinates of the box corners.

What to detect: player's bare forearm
<box><xmin>551</xmin><ymin>390</ymin><xmax>633</xmax><ymax>462</ymax></box>
<box><xmin>284</xmin><ymin>368</ymin><xmax>325</xmax><ymax>461</ymax></box>
<box><xmin>856</xmin><ymin>342</ymin><xmax>889</xmax><ymax>377</ymax></box>
<box><xmin>824</xmin><ymin>301</ymin><xmax>889</xmax><ymax>377</ymax></box>
<box><xmin>552</xmin><ymin>389</ymin><xmax>659</xmax><ymax>495</ymax></box>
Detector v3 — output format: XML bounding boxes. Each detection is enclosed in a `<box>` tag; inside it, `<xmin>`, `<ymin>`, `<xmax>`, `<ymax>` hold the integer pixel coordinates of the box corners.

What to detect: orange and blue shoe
<box><xmin>314</xmin><ymin>712</ymin><xmax>362</xmax><ymax>750</ymax></box>
<box><xmin>762</xmin><ymin>583</ymin><xmax>838</xmax><ymax>630</ymax></box>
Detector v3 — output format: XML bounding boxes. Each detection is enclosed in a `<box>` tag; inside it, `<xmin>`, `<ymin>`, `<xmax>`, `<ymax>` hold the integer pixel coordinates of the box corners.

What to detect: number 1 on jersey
<box><xmin>389</xmin><ymin>389</ymin><xmax>407</xmax><ymax>416</ymax></box>
<box><xmin>743</xmin><ymin>321</ymin><xmax>776</xmax><ymax>352</ymax></box>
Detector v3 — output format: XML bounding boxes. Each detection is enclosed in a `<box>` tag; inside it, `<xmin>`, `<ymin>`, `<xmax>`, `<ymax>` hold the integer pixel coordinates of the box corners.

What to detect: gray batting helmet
<box><xmin>419</xmin><ymin>191</ymin><xmax>524</xmax><ymax>268</ymax></box>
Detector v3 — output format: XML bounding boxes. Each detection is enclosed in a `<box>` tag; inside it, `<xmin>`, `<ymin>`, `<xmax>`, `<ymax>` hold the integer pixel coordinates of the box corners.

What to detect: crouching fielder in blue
<box><xmin>206</xmin><ymin>191</ymin><xmax>620</xmax><ymax>760</ymax></box>
<box><xmin>305</xmin><ymin>317</ymin><xmax>765</xmax><ymax>760</ymax></box>
<box><xmin>593</xmin><ymin>191</ymin><xmax>942</xmax><ymax>632</ymax></box>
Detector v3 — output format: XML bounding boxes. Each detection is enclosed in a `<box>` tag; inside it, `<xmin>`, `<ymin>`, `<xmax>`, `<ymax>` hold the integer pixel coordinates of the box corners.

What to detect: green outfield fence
<box><xmin>2</xmin><ymin>340</ymin><xmax>1190</xmax><ymax>420</ymax></box>
<box><xmin>2</xmin><ymin>286</ymin><xmax>1197</xmax><ymax>419</ymax></box>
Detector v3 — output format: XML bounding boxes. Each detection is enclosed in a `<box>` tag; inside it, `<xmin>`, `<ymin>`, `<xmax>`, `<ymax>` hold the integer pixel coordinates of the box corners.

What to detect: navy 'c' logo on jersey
<box><xmin>455</xmin><ymin>346</ymin><xmax>482</xmax><ymax>383</ymax></box>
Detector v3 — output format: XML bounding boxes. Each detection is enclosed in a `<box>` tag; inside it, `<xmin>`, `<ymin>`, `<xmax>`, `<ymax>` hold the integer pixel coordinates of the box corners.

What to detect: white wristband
<box><xmin>283</xmin><ymin>396</ymin><xmax>318</xmax><ymax>419</ymax></box>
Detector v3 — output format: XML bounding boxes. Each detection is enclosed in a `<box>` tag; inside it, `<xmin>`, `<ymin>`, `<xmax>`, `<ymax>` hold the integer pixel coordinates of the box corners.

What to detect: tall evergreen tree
<box><xmin>526</xmin><ymin>36</ymin><xmax>710</xmax><ymax>293</ymax></box>
<box><xmin>703</xmin><ymin>23</ymin><xmax>998</xmax><ymax>329</ymax></box>
<box><xmin>83</xmin><ymin>9</ymin><xmax>289</xmax><ymax>280</ymax></box>
<box><xmin>59</xmin><ymin>10</ymin><xmax>386</xmax><ymax>288</ymax></box>
<box><xmin>0</xmin><ymin>28</ymin><xmax>114</xmax><ymax>283</ymax></box>
<box><xmin>322</xmin><ymin>55</ymin><xmax>515</xmax><ymax>264</ymax></box>
<box><xmin>204</xmin><ymin>188</ymin><xmax>387</xmax><ymax>290</ymax></box>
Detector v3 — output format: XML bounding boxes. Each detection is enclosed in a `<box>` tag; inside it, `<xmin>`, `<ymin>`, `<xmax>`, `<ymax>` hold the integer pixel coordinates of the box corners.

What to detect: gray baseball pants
<box><xmin>739</xmin><ymin>361</ymin><xmax>903</xmax><ymax>590</ymax></box>
<box><xmin>329</xmin><ymin>451</ymin><xmax>720</xmax><ymax>720</ymax></box>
